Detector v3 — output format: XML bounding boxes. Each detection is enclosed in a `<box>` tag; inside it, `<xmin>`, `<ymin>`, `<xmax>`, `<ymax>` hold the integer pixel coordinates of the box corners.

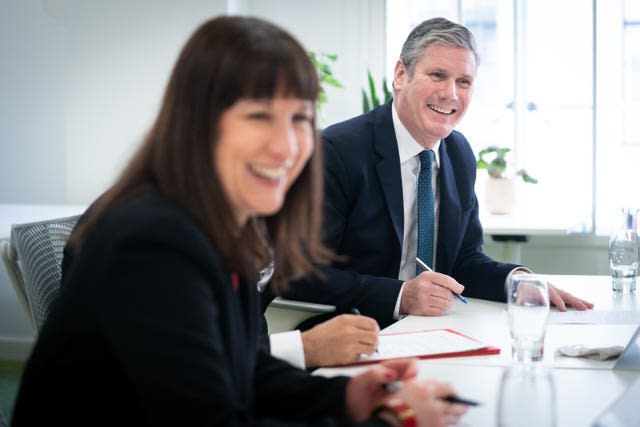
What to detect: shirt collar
<box><xmin>392</xmin><ymin>103</ymin><xmax>441</xmax><ymax>166</ymax></box>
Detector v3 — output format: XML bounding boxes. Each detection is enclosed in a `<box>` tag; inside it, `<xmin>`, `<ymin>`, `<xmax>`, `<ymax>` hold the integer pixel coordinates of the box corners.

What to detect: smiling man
<box><xmin>283</xmin><ymin>17</ymin><xmax>592</xmax><ymax>329</ymax></box>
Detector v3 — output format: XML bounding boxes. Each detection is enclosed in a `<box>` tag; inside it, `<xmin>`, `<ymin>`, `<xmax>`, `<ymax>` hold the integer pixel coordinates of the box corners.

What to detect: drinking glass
<box><xmin>497</xmin><ymin>364</ymin><xmax>557</xmax><ymax>427</ymax></box>
<box><xmin>609</xmin><ymin>229</ymin><xmax>638</xmax><ymax>294</ymax></box>
<box><xmin>506</xmin><ymin>274</ymin><xmax>549</xmax><ymax>363</ymax></box>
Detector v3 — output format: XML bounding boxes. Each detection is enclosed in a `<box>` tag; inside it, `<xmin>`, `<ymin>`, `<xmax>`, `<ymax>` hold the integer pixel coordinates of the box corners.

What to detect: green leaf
<box><xmin>367</xmin><ymin>71</ymin><xmax>380</xmax><ymax>108</ymax></box>
<box><xmin>521</xmin><ymin>170</ymin><xmax>538</xmax><ymax>184</ymax></box>
<box><xmin>308</xmin><ymin>50</ymin><xmax>343</xmax><ymax>112</ymax></box>
<box><xmin>495</xmin><ymin>147</ymin><xmax>510</xmax><ymax>159</ymax></box>
<box><xmin>362</xmin><ymin>88</ymin><xmax>371</xmax><ymax>113</ymax></box>
<box><xmin>323</xmin><ymin>75</ymin><xmax>343</xmax><ymax>88</ymax></box>
<box><xmin>382</xmin><ymin>78</ymin><xmax>392</xmax><ymax>102</ymax></box>
<box><xmin>478</xmin><ymin>147</ymin><xmax>538</xmax><ymax>184</ymax></box>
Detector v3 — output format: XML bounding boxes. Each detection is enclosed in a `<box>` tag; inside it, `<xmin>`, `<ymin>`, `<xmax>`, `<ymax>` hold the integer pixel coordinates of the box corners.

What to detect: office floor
<box><xmin>0</xmin><ymin>359</ymin><xmax>24</xmax><ymax>423</ymax></box>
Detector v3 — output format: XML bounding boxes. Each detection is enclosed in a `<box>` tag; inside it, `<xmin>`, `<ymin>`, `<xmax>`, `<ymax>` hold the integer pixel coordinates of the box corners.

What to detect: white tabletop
<box><xmin>314</xmin><ymin>275</ymin><xmax>640</xmax><ymax>427</ymax></box>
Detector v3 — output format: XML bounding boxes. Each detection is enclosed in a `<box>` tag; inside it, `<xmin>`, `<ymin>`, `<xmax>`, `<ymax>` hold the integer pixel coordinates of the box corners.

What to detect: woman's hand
<box><xmin>344</xmin><ymin>358</ymin><xmax>467</xmax><ymax>427</ymax></box>
<box><xmin>385</xmin><ymin>380</ymin><xmax>468</xmax><ymax>427</ymax></box>
<box><xmin>301</xmin><ymin>314</ymin><xmax>379</xmax><ymax>367</ymax></box>
<box><xmin>344</xmin><ymin>358</ymin><xmax>417</xmax><ymax>422</ymax></box>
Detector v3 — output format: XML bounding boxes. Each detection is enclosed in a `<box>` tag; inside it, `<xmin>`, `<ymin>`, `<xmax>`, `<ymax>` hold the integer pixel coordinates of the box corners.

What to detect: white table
<box><xmin>314</xmin><ymin>275</ymin><xmax>640</xmax><ymax>426</ymax></box>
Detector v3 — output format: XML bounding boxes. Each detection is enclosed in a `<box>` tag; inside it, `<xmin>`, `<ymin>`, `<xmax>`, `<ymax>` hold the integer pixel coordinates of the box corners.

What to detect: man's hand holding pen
<box><xmin>399</xmin><ymin>262</ymin><xmax>465</xmax><ymax>317</ymax></box>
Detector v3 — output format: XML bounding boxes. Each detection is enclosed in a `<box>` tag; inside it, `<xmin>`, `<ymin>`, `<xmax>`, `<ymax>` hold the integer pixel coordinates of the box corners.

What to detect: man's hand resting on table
<box><xmin>399</xmin><ymin>271</ymin><xmax>465</xmax><ymax>317</ymax></box>
<box><xmin>509</xmin><ymin>270</ymin><xmax>594</xmax><ymax>311</ymax></box>
<box><xmin>301</xmin><ymin>314</ymin><xmax>379</xmax><ymax>368</ymax></box>
<box><xmin>547</xmin><ymin>283</ymin><xmax>594</xmax><ymax>311</ymax></box>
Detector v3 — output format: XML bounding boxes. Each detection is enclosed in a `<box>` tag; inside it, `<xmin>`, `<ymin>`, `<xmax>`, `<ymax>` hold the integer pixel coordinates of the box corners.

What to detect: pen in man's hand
<box><xmin>382</xmin><ymin>381</ymin><xmax>480</xmax><ymax>406</ymax></box>
<box><xmin>415</xmin><ymin>257</ymin><xmax>468</xmax><ymax>304</ymax></box>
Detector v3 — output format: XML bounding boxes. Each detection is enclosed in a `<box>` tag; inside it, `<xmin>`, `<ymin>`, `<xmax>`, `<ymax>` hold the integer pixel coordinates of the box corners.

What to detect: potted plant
<box><xmin>476</xmin><ymin>146</ymin><xmax>537</xmax><ymax>214</ymax></box>
<box><xmin>308</xmin><ymin>51</ymin><xmax>343</xmax><ymax>113</ymax></box>
<box><xmin>362</xmin><ymin>70</ymin><xmax>392</xmax><ymax>113</ymax></box>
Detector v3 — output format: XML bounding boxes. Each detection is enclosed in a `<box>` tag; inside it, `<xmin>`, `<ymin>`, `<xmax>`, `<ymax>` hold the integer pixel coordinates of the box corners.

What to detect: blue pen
<box><xmin>415</xmin><ymin>257</ymin><xmax>468</xmax><ymax>304</ymax></box>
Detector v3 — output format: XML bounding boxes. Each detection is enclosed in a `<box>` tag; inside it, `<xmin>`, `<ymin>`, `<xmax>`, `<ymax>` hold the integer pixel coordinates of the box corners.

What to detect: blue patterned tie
<box><xmin>417</xmin><ymin>150</ymin><xmax>435</xmax><ymax>275</ymax></box>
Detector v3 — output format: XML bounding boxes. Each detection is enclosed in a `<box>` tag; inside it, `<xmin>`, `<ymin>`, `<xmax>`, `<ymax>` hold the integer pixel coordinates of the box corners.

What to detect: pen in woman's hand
<box><xmin>351</xmin><ymin>307</ymin><xmax>379</xmax><ymax>354</ymax></box>
<box><xmin>415</xmin><ymin>257</ymin><xmax>468</xmax><ymax>304</ymax></box>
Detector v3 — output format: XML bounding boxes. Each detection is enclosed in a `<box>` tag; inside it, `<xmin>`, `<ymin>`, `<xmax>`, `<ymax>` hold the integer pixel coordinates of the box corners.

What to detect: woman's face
<box><xmin>215</xmin><ymin>97</ymin><xmax>315</xmax><ymax>225</ymax></box>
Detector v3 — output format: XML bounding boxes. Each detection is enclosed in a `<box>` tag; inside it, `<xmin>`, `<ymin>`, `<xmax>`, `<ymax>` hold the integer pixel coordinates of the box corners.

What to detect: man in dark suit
<box><xmin>284</xmin><ymin>17</ymin><xmax>592</xmax><ymax>329</ymax></box>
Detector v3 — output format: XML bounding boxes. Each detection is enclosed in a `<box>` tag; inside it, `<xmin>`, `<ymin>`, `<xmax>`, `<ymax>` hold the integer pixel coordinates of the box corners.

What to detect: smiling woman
<box><xmin>215</xmin><ymin>97</ymin><xmax>315</xmax><ymax>225</ymax></box>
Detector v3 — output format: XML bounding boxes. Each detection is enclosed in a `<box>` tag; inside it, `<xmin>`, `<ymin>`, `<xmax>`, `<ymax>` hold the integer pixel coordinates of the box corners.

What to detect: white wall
<box><xmin>0</xmin><ymin>0</ymin><xmax>388</xmax><ymax>359</ymax></box>
<box><xmin>243</xmin><ymin>0</ymin><xmax>387</xmax><ymax>129</ymax></box>
<box><xmin>0</xmin><ymin>0</ymin><xmax>385</xmax><ymax>206</ymax></box>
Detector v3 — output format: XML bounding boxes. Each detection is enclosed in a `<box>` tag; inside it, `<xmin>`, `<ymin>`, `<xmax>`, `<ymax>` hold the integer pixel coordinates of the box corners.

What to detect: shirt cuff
<box><xmin>269</xmin><ymin>330</ymin><xmax>306</xmax><ymax>369</ymax></box>
<box><xmin>393</xmin><ymin>282</ymin><xmax>407</xmax><ymax>320</ymax></box>
<box><xmin>504</xmin><ymin>267</ymin><xmax>534</xmax><ymax>292</ymax></box>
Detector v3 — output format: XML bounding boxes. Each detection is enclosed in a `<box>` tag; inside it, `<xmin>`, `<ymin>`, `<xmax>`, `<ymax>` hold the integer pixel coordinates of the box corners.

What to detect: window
<box><xmin>387</xmin><ymin>0</ymin><xmax>639</xmax><ymax>235</ymax></box>
<box><xmin>596</xmin><ymin>0</ymin><xmax>640</xmax><ymax>234</ymax></box>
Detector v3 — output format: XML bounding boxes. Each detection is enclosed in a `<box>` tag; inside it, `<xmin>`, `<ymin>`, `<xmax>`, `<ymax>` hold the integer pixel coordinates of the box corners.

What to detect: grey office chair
<box><xmin>0</xmin><ymin>215</ymin><xmax>80</xmax><ymax>332</ymax></box>
<box><xmin>256</xmin><ymin>260</ymin><xmax>335</xmax><ymax>333</ymax></box>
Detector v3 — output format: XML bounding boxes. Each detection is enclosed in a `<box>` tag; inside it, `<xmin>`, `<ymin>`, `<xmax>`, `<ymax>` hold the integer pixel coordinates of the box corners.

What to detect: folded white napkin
<box><xmin>555</xmin><ymin>344</ymin><xmax>624</xmax><ymax>361</ymax></box>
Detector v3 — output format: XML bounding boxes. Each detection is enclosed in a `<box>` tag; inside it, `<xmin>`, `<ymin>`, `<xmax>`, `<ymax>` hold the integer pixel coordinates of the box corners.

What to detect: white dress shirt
<box><xmin>394</xmin><ymin>104</ymin><xmax>441</xmax><ymax>282</ymax></box>
<box><xmin>269</xmin><ymin>330</ymin><xmax>305</xmax><ymax>369</ymax></box>
<box><xmin>258</xmin><ymin>262</ymin><xmax>306</xmax><ymax>369</ymax></box>
<box><xmin>391</xmin><ymin>104</ymin><xmax>440</xmax><ymax>318</ymax></box>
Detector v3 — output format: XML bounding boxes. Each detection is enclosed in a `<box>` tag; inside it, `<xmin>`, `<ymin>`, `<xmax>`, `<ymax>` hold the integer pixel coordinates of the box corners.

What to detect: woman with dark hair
<box><xmin>11</xmin><ymin>16</ymin><xmax>465</xmax><ymax>427</ymax></box>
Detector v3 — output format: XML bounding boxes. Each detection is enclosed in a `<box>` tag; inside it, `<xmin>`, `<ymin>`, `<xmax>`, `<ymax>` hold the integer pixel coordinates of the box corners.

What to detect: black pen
<box><xmin>415</xmin><ymin>257</ymin><xmax>468</xmax><ymax>304</ymax></box>
<box><xmin>443</xmin><ymin>395</ymin><xmax>480</xmax><ymax>406</ymax></box>
<box><xmin>383</xmin><ymin>381</ymin><xmax>480</xmax><ymax>406</ymax></box>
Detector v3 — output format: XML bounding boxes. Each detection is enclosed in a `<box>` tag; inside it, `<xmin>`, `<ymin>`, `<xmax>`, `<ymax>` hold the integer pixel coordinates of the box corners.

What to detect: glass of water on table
<box><xmin>506</xmin><ymin>274</ymin><xmax>550</xmax><ymax>363</ymax></box>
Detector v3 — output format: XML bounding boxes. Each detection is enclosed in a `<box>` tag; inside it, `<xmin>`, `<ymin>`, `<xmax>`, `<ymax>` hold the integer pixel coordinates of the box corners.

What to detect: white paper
<box><xmin>547</xmin><ymin>310</ymin><xmax>640</xmax><ymax>325</ymax></box>
<box><xmin>360</xmin><ymin>329</ymin><xmax>489</xmax><ymax>362</ymax></box>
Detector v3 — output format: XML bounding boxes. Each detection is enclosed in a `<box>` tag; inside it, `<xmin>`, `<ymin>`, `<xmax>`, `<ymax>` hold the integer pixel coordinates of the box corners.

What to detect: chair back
<box><xmin>0</xmin><ymin>215</ymin><xmax>80</xmax><ymax>331</ymax></box>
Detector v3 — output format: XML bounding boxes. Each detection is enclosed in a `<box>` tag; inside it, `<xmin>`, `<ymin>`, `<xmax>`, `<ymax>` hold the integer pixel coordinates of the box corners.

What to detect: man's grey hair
<box><xmin>399</xmin><ymin>17</ymin><xmax>478</xmax><ymax>76</ymax></box>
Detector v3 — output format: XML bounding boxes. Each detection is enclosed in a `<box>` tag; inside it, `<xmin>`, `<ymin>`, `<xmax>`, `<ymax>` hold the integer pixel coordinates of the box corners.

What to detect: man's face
<box><xmin>393</xmin><ymin>44</ymin><xmax>476</xmax><ymax>149</ymax></box>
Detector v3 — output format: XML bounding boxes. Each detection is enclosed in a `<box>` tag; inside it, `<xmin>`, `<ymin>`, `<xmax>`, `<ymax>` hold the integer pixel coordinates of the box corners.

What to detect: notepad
<box><xmin>352</xmin><ymin>328</ymin><xmax>500</xmax><ymax>365</ymax></box>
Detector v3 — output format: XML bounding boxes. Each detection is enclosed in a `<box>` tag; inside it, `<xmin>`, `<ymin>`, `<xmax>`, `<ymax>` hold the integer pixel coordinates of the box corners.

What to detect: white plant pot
<box><xmin>485</xmin><ymin>177</ymin><xmax>516</xmax><ymax>215</ymax></box>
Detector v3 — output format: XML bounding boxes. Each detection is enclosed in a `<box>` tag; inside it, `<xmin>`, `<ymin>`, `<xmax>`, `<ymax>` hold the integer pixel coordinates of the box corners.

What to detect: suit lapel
<box><xmin>437</xmin><ymin>139</ymin><xmax>462</xmax><ymax>273</ymax></box>
<box><xmin>373</xmin><ymin>103</ymin><xmax>404</xmax><ymax>248</ymax></box>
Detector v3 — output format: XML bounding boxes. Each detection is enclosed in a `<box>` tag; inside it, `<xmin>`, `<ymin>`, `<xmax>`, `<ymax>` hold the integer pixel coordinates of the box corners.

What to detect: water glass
<box><xmin>506</xmin><ymin>274</ymin><xmax>549</xmax><ymax>363</ymax></box>
<box><xmin>609</xmin><ymin>229</ymin><xmax>638</xmax><ymax>294</ymax></box>
<box><xmin>497</xmin><ymin>364</ymin><xmax>557</xmax><ymax>427</ymax></box>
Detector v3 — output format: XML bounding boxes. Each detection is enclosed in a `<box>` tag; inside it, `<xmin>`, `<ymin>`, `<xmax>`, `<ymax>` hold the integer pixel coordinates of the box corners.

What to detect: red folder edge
<box><xmin>338</xmin><ymin>328</ymin><xmax>501</xmax><ymax>367</ymax></box>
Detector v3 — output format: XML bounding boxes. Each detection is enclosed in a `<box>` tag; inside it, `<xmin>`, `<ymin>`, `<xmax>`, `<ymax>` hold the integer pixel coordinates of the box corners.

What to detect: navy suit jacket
<box><xmin>285</xmin><ymin>102</ymin><xmax>518</xmax><ymax>328</ymax></box>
